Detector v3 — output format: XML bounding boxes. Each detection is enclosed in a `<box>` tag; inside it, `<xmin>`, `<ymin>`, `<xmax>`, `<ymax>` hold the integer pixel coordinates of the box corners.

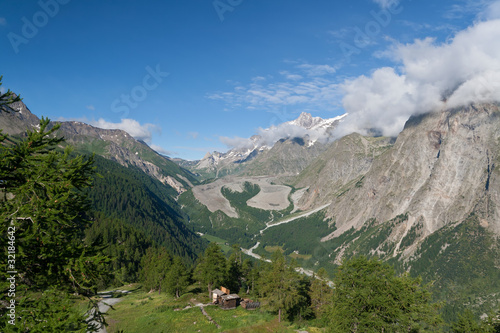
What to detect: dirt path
<box><xmin>241</xmin><ymin>242</ymin><xmax>271</xmax><ymax>262</ymax></box>
<box><xmin>88</xmin><ymin>290</ymin><xmax>130</xmax><ymax>333</ymax></box>
<box><xmin>260</xmin><ymin>203</ymin><xmax>330</xmax><ymax>234</ymax></box>
<box><xmin>200</xmin><ymin>305</ymin><xmax>221</xmax><ymax>329</ymax></box>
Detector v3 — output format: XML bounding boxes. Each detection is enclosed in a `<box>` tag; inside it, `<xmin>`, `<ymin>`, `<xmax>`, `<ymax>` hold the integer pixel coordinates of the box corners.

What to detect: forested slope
<box><xmin>86</xmin><ymin>155</ymin><xmax>206</xmax><ymax>261</ymax></box>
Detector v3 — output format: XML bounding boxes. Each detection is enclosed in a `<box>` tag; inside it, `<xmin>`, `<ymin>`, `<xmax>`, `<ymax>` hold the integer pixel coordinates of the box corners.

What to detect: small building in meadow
<box><xmin>212</xmin><ymin>289</ymin><xmax>225</xmax><ymax>304</ymax></box>
<box><xmin>212</xmin><ymin>286</ymin><xmax>240</xmax><ymax>309</ymax></box>
<box><xmin>220</xmin><ymin>294</ymin><xmax>241</xmax><ymax>310</ymax></box>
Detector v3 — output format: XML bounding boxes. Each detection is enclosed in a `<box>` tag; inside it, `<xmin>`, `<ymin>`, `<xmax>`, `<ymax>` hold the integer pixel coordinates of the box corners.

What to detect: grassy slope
<box><xmin>105</xmin><ymin>285</ymin><xmax>319</xmax><ymax>333</ymax></box>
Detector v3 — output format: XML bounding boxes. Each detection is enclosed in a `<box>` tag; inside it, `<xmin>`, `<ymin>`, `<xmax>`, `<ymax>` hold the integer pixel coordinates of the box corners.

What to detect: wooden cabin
<box><xmin>220</xmin><ymin>294</ymin><xmax>240</xmax><ymax>310</ymax></box>
<box><xmin>212</xmin><ymin>289</ymin><xmax>225</xmax><ymax>304</ymax></box>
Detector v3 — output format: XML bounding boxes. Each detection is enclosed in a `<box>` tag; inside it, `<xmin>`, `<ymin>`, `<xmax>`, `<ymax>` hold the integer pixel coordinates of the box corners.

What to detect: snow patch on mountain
<box><xmin>198</xmin><ymin>112</ymin><xmax>346</xmax><ymax>171</ymax></box>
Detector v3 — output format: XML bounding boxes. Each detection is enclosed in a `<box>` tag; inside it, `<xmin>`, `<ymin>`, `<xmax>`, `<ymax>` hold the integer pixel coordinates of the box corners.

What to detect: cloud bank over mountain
<box><xmin>220</xmin><ymin>123</ymin><xmax>324</xmax><ymax>150</ymax></box>
<box><xmin>89</xmin><ymin>118</ymin><xmax>160</xmax><ymax>144</ymax></box>
<box><xmin>338</xmin><ymin>17</ymin><xmax>500</xmax><ymax>137</ymax></box>
<box><xmin>210</xmin><ymin>3</ymin><xmax>500</xmax><ymax>151</ymax></box>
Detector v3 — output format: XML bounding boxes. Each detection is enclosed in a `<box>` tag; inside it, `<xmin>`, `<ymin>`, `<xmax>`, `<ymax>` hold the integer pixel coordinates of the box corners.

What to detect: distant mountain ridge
<box><xmin>187</xmin><ymin>112</ymin><xmax>347</xmax><ymax>178</ymax></box>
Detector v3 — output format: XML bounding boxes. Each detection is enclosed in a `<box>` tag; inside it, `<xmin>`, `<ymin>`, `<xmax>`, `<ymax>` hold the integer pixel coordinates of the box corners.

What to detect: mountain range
<box><xmin>186</xmin><ymin>112</ymin><xmax>347</xmax><ymax>178</ymax></box>
<box><xmin>2</xmin><ymin>98</ymin><xmax>499</xmax><ymax>319</ymax></box>
<box><xmin>177</xmin><ymin>102</ymin><xmax>500</xmax><ymax>318</ymax></box>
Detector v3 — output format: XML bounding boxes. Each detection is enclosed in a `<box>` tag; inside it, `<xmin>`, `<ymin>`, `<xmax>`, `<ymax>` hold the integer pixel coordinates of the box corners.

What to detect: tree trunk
<box><xmin>279</xmin><ymin>308</ymin><xmax>282</xmax><ymax>323</ymax></box>
<box><xmin>208</xmin><ymin>283</ymin><xmax>212</xmax><ymax>300</ymax></box>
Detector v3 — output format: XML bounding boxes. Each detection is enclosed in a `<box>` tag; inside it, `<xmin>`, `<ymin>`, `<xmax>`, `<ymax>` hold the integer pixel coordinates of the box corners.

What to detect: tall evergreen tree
<box><xmin>309</xmin><ymin>267</ymin><xmax>333</xmax><ymax>320</ymax></box>
<box><xmin>0</xmin><ymin>76</ymin><xmax>21</xmax><ymax>113</ymax></box>
<box><xmin>140</xmin><ymin>247</ymin><xmax>172</xmax><ymax>294</ymax></box>
<box><xmin>0</xmin><ymin>114</ymin><xmax>109</xmax><ymax>331</ymax></box>
<box><xmin>225</xmin><ymin>244</ymin><xmax>243</xmax><ymax>294</ymax></box>
<box><xmin>451</xmin><ymin>309</ymin><xmax>483</xmax><ymax>333</ymax></box>
<box><xmin>194</xmin><ymin>243</ymin><xmax>227</xmax><ymax>298</ymax></box>
<box><xmin>165</xmin><ymin>256</ymin><xmax>190</xmax><ymax>298</ymax></box>
<box><xmin>259</xmin><ymin>251</ymin><xmax>303</xmax><ymax>323</ymax></box>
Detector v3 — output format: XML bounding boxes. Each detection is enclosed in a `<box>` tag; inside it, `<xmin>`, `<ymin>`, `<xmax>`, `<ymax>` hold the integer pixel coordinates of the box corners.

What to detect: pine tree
<box><xmin>165</xmin><ymin>256</ymin><xmax>190</xmax><ymax>298</ymax></box>
<box><xmin>451</xmin><ymin>309</ymin><xmax>482</xmax><ymax>333</ymax></box>
<box><xmin>259</xmin><ymin>251</ymin><xmax>303</xmax><ymax>323</ymax></box>
<box><xmin>0</xmin><ymin>76</ymin><xmax>21</xmax><ymax>113</ymax></box>
<box><xmin>225</xmin><ymin>244</ymin><xmax>243</xmax><ymax>294</ymax></box>
<box><xmin>309</xmin><ymin>267</ymin><xmax>332</xmax><ymax>320</ymax></box>
<box><xmin>194</xmin><ymin>243</ymin><xmax>227</xmax><ymax>299</ymax></box>
<box><xmin>140</xmin><ymin>247</ymin><xmax>172</xmax><ymax>293</ymax></box>
<box><xmin>0</xmin><ymin>115</ymin><xmax>109</xmax><ymax>331</ymax></box>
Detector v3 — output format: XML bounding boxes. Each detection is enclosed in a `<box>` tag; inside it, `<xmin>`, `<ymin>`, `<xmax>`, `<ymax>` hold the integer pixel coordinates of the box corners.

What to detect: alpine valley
<box><xmin>2</xmin><ymin>99</ymin><xmax>500</xmax><ymax>321</ymax></box>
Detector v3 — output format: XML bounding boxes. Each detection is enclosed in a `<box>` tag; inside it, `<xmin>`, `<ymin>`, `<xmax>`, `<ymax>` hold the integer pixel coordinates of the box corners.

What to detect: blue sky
<box><xmin>1</xmin><ymin>0</ymin><xmax>499</xmax><ymax>160</ymax></box>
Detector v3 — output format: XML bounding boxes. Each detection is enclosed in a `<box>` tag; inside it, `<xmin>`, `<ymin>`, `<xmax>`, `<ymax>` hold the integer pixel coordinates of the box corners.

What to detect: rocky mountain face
<box><xmin>190</xmin><ymin>112</ymin><xmax>346</xmax><ymax>178</ymax></box>
<box><xmin>293</xmin><ymin>133</ymin><xmax>394</xmax><ymax>207</ymax></box>
<box><xmin>295</xmin><ymin>103</ymin><xmax>500</xmax><ymax>256</ymax></box>
<box><xmin>240</xmin><ymin>137</ymin><xmax>330</xmax><ymax>178</ymax></box>
<box><xmin>0</xmin><ymin>100</ymin><xmax>41</xmax><ymax>135</ymax></box>
<box><xmin>58</xmin><ymin>121</ymin><xmax>196</xmax><ymax>193</ymax></box>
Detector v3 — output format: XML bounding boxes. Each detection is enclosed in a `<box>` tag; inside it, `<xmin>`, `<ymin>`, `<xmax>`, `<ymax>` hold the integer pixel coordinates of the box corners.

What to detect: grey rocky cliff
<box><xmin>0</xmin><ymin>100</ymin><xmax>41</xmax><ymax>135</ymax></box>
<box><xmin>297</xmin><ymin>103</ymin><xmax>500</xmax><ymax>255</ymax></box>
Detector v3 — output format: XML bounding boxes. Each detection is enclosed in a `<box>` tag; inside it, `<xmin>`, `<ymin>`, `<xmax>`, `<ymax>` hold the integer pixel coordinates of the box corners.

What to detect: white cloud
<box><xmin>445</xmin><ymin>0</ymin><xmax>496</xmax><ymax>19</ymax></box>
<box><xmin>337</xmin><ymin>18</ymin><xmax>500</xmax><ymax>137</ymax></box>
<box><xmin>297</xmin><ymin>63</ymin><xmax>337</xmax><ymax>77</ymax></box>
<box><xmin>280</xmin><ymin>71</ymin><xmax>303</xmax><ymax>81</ymax></box>
<box><xmin>0</xmin><ymin>17</ymin><xmax>6</xmax><ymax>26</ymax></box>
<box><xmin>219</xmin><ymin>115</ymin><xmax>345</xmax><ymax>150</ymax></box>
<box><xmin>483</xmin><ymin>0</ymin><xmax>500</xmax><ymax>19</ymax></box>
<box><xmin>208</xmin><ymin>62</ymin><xmax>342</xmax><ymax>113</ymax></box>
<box><xmin>328</xmin><ymin>27</ymin><xmax>351</xmax><ymax>39</ymax></box>
<box><xmin>89</xmin><ymin>118</ymin><xmax>160</xmax><ymax>143</ymax></box>
<box><xmin>208</xmin><ymin>60</ymin><xmax>343</xmax><ymax>112</ymax></box>
<box><xmin>219</xmin><ymin>136</ymin><xmax>254</xmax><ymax>150</ymax></box>
<box><xmin>86</xmin><ymin>105</ymin><xmax>95</xmax><ymax>111</ymax></box>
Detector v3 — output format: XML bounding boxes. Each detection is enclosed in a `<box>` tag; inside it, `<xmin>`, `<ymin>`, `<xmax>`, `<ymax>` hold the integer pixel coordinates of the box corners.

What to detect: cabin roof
<box><xmin>221</xmin><ymin>294</ymin><xmax>240</xmax><ymax>300</ymax></box>
<box><xmin>212</xmin><ymin>289</ymin><xmax>225</xmax><ymax>296</ymax></box>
